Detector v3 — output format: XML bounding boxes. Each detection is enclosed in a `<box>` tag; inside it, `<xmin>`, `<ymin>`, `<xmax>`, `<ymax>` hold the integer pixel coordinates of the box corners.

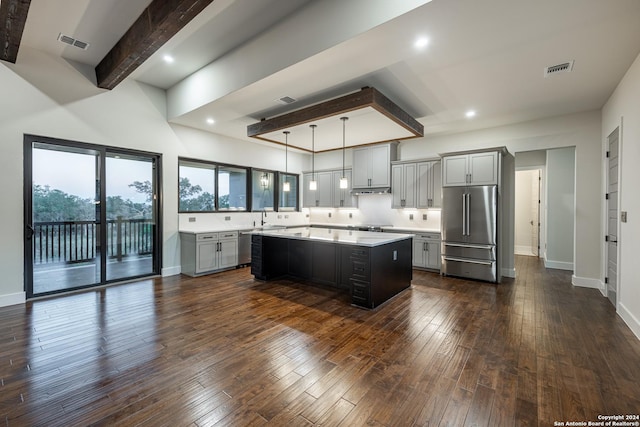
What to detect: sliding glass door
<box><xmin>24</xmin><ymin>135</ymin><xmax>161</xmax><ymax>298</ymax></box>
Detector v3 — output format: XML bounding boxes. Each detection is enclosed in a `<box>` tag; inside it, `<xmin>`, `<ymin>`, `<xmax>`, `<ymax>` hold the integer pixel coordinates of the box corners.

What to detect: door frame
<box><xmin>604</xmin><ymin>125</ymin><xmax>622</xmax><ymax>306</ymax></box>
<box><xmin>23</xmin><ymin>134</ymin><xmax>163</xmax><ymax>299</ymax></box>
<box><xmin>515</xmin><ymin>165</ymin><xmax>546</xmax><ymax>259</ymax></box>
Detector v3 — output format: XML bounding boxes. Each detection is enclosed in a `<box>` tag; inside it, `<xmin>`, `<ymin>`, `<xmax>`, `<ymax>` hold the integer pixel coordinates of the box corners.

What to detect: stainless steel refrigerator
<box><xmin>441</xmin><ymin>185</ymin><xmax>498</xmax><ymax>282</ymax></box>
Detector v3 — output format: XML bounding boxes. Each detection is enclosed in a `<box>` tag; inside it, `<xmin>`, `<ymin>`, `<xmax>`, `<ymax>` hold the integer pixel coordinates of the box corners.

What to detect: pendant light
<box><xmin>309</xmin><ymin>124</ymin><xmax>317</xmax><ymax>191</ymax></box>
<box><xmin>339</xmin><ymin>117</ymin><xmax>349</xmax><ymax>189</ymax></box>
<box><xmin>283</xmin><ymin>131</ymin><xmax>290</xmax><ymax>192</ymax></box>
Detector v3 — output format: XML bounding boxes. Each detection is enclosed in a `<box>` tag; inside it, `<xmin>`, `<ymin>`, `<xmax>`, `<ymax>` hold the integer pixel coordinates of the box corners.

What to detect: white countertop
<box><xmin>179</xmin><ymin>224</ymin><xmax>307</xmax><ymax>234</ymax></box>
<box><xmin>381</xmin><ymin>226</ymin><xmax>441</xmax><ymax>234</ymax></box>
<box><xmin>252</xmin><ymin>226</ymin><xmax>413</xmax><ymax>247</ymax></box>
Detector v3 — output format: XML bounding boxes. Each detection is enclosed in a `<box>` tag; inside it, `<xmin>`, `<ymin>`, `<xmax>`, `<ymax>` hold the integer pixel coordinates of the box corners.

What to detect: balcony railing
<box><xmin>33</xmin><ymin>218</ymin><xmax>154</xmax><ymax>265</ymax></box>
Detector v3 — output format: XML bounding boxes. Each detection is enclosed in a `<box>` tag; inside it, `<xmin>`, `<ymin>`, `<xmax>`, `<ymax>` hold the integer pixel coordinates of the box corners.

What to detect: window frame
<box><xmin>277</xmin><ymin>172</ymin><xmax>300</xmax><ymax>212</ymax></box>
<box><xmin>178</xmin><ymin>157</ymin><xmax>250</xmax><ymax>213</ymax></box>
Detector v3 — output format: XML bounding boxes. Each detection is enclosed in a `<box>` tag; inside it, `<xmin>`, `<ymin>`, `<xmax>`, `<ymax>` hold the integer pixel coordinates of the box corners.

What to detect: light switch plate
<box><xmin>621</xmin><ymin>211</ymin><xmax>628</xmax><ymax>223</ymax></box>
<box><xmin>349</xmin><ymin>212</ymin><xmax>353</xmax><ymax>218</ymax></box>
<box><xmin>188</xmin><ymin>217</ymin><xmax>196</xmax><ymax>222</ymax></box>
<box><xmin>328</xmin><ymin>212</ymin><xmax>332</xmax><ymax>218</ymax></box>
<box><xmin>423</xmin><ymin>214</ymin><xmax>427</xmax><ymax>220</ymax></box>
<box><xmin>225</xmin><ymin>216</ymin><xmax>231</xmax><ymax>221</ymax></box>
<box><xmin>409</xmin><ymin>214</ymin><xmax>414</xmax><ymax>220</ymax></box>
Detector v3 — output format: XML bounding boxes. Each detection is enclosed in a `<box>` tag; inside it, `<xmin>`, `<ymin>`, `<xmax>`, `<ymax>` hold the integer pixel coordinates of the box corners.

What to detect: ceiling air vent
<box><xmin>276</xmin><ymin>96</ymin><xmax>297</xmax><ymax>105</ymax></box>
<box><xmin>544</xmin><ymin>60</ymin><xmax>574</xmax><ymax>77</ymax></box>
<box><xmin>57</xmin><ymin>33</ymin><xmax>90</xmax><ymax>51</ymax></box>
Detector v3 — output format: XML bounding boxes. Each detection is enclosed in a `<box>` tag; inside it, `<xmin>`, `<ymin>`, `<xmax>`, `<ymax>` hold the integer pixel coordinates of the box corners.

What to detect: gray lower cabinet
<box><xmin>181</xmin><ymin>231</ymin><xmax>238</xmax><ymax>276</ymax></box>
<box><xmin>412</xmin><ymin>232</ymin><xmax>441</xmax><ymax>271</ymax></box>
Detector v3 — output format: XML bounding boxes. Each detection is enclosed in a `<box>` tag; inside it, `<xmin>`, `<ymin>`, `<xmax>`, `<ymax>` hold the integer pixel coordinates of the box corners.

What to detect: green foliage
<box><xmin>33</xmin><ymin>184</ymin><xmax>152</xmax><ymax>222</ymax></box>
<box><xmin>179</xmin><ymin>177</ymin><xmax>215</xmax><ymax>211</ymax></box>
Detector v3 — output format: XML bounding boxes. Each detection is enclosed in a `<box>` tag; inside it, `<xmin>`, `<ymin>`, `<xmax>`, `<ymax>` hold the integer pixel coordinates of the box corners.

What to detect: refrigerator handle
<box><xmin>466</xmin><ymin>193</ymin><xmax>471</xmax><ymax>236</ymax></box>
<box><xmin>462</xmin><ymin>193</ymin><xmax>466</xmax><ymax>235</ymax></box>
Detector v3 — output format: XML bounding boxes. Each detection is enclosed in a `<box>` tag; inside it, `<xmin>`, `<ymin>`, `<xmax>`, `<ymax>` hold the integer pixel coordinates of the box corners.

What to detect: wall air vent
<box><xmin>57</xmin><ymin>33</ymin><xmax>90</xmax><ymax>50</ymax></box>
<box><xmin>277</xmin><ymin>96</ymin><xmax>297</xmax><ymax>105</ymax></box>
<box><xmin>544</xmin><ymin>60</ymin><xmax>574</xmax><ymax>77</ymax></box>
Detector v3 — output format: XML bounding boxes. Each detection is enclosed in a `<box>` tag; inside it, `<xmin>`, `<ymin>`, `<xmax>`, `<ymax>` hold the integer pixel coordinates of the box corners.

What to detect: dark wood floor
<box><xmin>1</xmin><ymin>256</ymin><xmax>639</xmax><ymax>426</ymax></box>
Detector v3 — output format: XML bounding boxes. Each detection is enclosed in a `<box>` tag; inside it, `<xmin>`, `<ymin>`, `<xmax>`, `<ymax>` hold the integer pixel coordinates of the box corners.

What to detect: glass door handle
<box><xmin>26</xmin><ymin>224</ymin><xmax>35</xmax><ymax>239</ymax></box>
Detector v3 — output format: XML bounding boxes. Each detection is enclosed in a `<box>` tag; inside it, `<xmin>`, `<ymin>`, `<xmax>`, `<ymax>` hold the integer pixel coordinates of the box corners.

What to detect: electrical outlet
<box><xmin>285</xmin><ymin>215</ymin><xmax>289</xmax><ymax>219</ymax></box>
<box><xmin>621</xmin><ymin>211</ymin><xmax>628</xmax><ymax>223</ymax></box>
<box><xmin>328</xmin><ymin>212</ymin><xmax>332</xmax><ymax>218</ymax></box>
<box><xmin>349</xmin><ymin>212</ymin><xmax>353</xmax><ymax>218</ymax></box>
<box><xmin>188</xmin><ymin>217</ymin><xmax>196</xmax><ymax>222</ymax></box>
<box><xmin>277</xmin><ymin>215</ymin><xmax>282</xmax><ymax>219</ymax></box>
<box><xmin>409</xmin><ymin>214</ymin><xmax>414</xmax><ymax>220</ymax></box>
<box><xmin>305</xmin><ymin>214</ymin><xmax>309</xmax><ymax>218</ymax></box>
<box><xmin>423</xmin><ymin>214</ymin><xmax>427</xmax><ymax>220</ymax></box>
<box><xmin>224</xmin><ymin>216</ymin><xmax>231</xmax><ymax>221</ymax></box>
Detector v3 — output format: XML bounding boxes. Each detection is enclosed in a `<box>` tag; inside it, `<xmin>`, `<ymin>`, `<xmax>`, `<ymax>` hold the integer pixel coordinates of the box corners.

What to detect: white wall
<box><xmin>0</xmin><ymin>48</ymin><xmax>308</xmax><ymax>307</ymax></box>
<box><xmin>602</xmin><ymin>51</ymin><xmax>640</xmax><ymax>339</ymax></box>
<box><xmin>545</xmin><ymin>147</ymin><xmax>575</xmax><ymax>269</ymax></box>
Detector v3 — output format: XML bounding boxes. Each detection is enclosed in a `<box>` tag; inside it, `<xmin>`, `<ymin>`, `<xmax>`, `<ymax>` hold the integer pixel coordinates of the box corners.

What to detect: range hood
<box><xmin>351</xmin><ymin>187</ymin><xmax>391</xmax><ymax>195</ymax></box>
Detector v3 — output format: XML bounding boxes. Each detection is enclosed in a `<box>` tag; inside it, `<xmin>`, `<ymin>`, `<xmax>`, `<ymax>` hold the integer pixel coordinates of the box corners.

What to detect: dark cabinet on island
<box><xmin>250</xmin><ymin>227</ymin><xmax>413</xmax><ymax>309</ymax></box>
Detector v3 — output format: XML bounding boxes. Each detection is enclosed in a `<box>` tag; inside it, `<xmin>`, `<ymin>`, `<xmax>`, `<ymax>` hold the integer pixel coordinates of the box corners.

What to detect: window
<box><xmin>179</xmin><ymin>160</ymin><xmax>216</xmax><ymax>212</ymax></box>
<box><xmin>179</xmin><ymin>159</ymin><xmax>248</xmax><ymax>212</ymax></box>
<box><xmin>279</xmin><ymin>173</ymin><xmax>299</xmax><ymax>211</ymax></box>
<box><xmin>218</xmin><ymin>166</ymin><xmax>247</xmax><ymax>210</ymax></box>
<box><xmin>252</xmin><ymin>169</ymin><xmax>275</xmax><ymax>211</ymax></box>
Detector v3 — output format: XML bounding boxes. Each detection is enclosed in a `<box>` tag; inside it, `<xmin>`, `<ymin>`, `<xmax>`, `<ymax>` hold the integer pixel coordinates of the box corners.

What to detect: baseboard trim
<box><xmin>544</xmin><ymin>259</ymin><xmax>573</xmax><ymax>271</ymax></box>
<box><xmin>514</xmin><ymin>246</ymin><xmax>534</xmax><ymax>256</ymax></box>
<box><xmin>162</xmin><ymin>266</ymin><xmax>181</xmax><ymax>277</ymax></box>
<box><xmin>571</xmin><ymin>275</ymin><xmax>604</xmax><ymax>291</ymax></box>
<box><xmin>502</xmin><ymin>268</ymin><xmax>516</xmax><ymax>278</ymax></box>
<box><xmin>0</xmin><ymin>292</ymin><xmax>26</xmax><ymax>308</ymax></box>
<box><xmin>618</xmin><ymin>302</ymin><xmax>640</xmax><ymax>341</ymax></box>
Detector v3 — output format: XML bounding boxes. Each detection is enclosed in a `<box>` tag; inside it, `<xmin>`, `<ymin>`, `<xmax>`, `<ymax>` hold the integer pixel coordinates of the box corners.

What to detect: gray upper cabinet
<box><xmin>332</xmin><ymin>170</ymin><xmax>356</xmax><ymax>208</ymax></box>
<box><xmin>303</xmin><ymin>169</ymin><xmax>356</xmax><ymax>208</ymax></box>
<box><xmin>391</xmin><ymin>163</ymin><xmax>417</xmax><ymax>208</ymax></box>
<box><xmin>391</xmin><ymin>159</ymin><xmax>441</xmax><ymax>209</ymax></box>
<box><xmin>442</xmin><ymin>151</ymin><xmax>499</xmax><ymax>187</ymax></box>
<box><xmin>352</xmin><ymin>143</ymin><xmax>397</xmax><ymax>189</ymax></box>
<box><xmin>303</xmin><ymin>171</ymin><xmax>332</xmax><ymax>208</ymax></box>
<box><xmin>417</xmin><ymin>160</ymin><xmax>442</xmax><ymax>208</ymax></box>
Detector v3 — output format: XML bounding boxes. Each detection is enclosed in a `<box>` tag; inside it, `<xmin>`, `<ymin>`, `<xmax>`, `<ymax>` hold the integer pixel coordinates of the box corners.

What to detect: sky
<box><xmin>32</xmin><ymin>149</ymin><xmax>152</xmax><ymax>204</ymax></box>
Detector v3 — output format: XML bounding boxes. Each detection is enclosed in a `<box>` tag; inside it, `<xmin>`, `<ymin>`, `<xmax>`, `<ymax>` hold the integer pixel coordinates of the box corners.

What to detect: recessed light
<box><xmin>465</xmin><ymin>110</ymin><xmax>476</xmax><ymax>118</ymax></box>
<box><xmin>414</xmin><ymin>37</ymin><xmax>429</xmax><ymax>49</ymax></box>
<box><xmin>206</xmin><ymin>118</ymin><xmax>215</xmax><ymax>125</ymax></box>
<box><xmin>163</xmin><ymin>55</ymin><xmax>174</xmax><ymax>63</ymax></box>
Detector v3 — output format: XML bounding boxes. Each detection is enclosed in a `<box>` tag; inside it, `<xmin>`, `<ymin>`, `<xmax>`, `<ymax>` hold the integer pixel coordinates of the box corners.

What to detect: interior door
<box><xmin>607</xmin><ymin>128</ymin><xmax>619</xmax><ymax>306</ymax></box>
<box><xmin>531</xmin><ymin>169</ymin><xmax>540</xmax><ymax>256</ymax></box>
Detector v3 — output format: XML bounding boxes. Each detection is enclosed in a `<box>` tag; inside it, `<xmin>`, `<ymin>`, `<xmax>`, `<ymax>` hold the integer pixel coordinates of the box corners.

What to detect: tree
<box><xmin>129</xmin><ymin>180</ymin><xmax>153</xmax><ymax>202</ymax></box>
<box><xmin>179</xmin><ymin>177</ymin><xmax>214</xmax><ymax>211</ymax></box>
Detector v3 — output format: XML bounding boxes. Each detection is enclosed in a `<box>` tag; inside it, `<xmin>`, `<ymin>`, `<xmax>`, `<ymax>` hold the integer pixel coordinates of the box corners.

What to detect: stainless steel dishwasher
<box><xmin>238</xmin><ymin>230</ymin><xmax>252</xmax><ymax>266</ymax></box>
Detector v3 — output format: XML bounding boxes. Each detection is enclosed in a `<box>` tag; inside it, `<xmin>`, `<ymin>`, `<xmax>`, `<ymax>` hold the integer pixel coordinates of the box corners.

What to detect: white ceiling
<box><xmin>17</xmin><ymin>0</ymin><xmax>640</xmax><ymax>152</ymax></box>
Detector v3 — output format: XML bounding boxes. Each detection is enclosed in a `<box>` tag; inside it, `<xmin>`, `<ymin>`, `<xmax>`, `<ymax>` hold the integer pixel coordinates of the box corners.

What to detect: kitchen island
<box><xmin>251</xmin><ymin>227</ymin><xmax>413</xmax><ymax>309</ymax></box>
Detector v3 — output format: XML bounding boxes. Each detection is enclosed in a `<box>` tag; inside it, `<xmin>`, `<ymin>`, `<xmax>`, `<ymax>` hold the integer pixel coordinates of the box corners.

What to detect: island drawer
<box><xmin>351</xmin><ymin>279</ymin><xmax>371</xmax><ymax>307</ymax></box>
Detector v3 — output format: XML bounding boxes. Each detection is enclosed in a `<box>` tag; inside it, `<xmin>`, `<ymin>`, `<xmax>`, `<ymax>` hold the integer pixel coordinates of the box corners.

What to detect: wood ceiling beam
<box><xmin>247</xmin><ymin>87</ymin><xmax>424</xmax><ymax>140</ymax></box>
<box><xmin>95</xmin><ymin>0</ymin><xmax>214</xmax><ymax>90</ymax></box>
<box><xmin>0</xmin><ymin>0</ymin><xmax>32</xmax><ymax>64</ymax></box>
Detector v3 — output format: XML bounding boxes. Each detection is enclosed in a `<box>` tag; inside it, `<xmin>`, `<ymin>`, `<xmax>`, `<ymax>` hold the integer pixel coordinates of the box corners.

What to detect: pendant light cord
<box><xmin>341</xmin><ymin>117</ymin><xmax>348</xmax><ymax>178</ymax></box>
<box><xmin>310</xmin><ymin>125</ymin><xmax>316</xmax><ymax>178</ymax></box>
